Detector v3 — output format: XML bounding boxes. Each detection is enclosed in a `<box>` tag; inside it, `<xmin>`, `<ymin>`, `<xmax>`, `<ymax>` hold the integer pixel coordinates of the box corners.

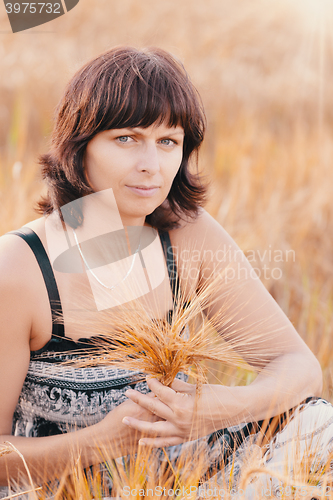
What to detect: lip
<box><xmin>126</xmin><ymin>185</ymin><xmax>160</xmax><ymax>197</ymax></box>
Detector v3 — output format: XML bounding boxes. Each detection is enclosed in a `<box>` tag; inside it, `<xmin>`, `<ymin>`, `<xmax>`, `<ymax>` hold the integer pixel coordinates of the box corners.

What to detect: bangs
<box><xmin>84</xmin><ymin>48</ymin><xmax>202</xmax><ymax>136</ymax></box>
<box><xmin>102</xmin><ymin>72</ymin><xmax>186</xmax><ymax>130</ymax></box>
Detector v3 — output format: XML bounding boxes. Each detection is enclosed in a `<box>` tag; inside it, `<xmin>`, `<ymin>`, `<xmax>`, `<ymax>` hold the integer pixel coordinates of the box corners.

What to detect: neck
<box><xmin>120</xmin><ymin>215</ymin><xmax>147</xmax><ymax>228</ymax></box>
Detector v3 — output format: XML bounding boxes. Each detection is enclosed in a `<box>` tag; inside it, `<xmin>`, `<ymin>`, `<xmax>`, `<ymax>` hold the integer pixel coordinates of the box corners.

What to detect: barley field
<box><xmin>0</xmin><ymin>0</ymin><xmax>333</xmax><ymax>497</ymax></box>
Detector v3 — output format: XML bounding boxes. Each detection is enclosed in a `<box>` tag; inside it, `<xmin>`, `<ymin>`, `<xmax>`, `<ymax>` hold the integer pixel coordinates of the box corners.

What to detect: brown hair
<box><xmin>37</xmin><ymin>46</ymin><xmax>208</xmax><ymax>231</ymax></box>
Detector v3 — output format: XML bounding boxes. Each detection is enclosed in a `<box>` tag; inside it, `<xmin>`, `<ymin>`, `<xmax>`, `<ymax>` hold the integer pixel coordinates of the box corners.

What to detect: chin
<box><xmin>129</xmin><ymin>202</ymin><xmax>160</xmax><ymax>215</ymax></box>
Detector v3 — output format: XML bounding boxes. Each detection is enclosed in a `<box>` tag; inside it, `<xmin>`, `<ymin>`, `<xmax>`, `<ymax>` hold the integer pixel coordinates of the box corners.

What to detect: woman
<box><xmin>0</xmin><ymin>46</ymin><xmax>329</xmax><ymax>496</ymax></box>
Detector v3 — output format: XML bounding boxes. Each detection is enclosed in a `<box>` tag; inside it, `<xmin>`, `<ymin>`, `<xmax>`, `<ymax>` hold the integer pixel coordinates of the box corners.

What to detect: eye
<box><xmin>116</xmin><ymin>135</ymin><xmax>132</xmax><ymax>143</ymax></box>
<box><xmin>159</xmin><ymin>139</ymin><xmax>176</xmax><ymax>146</ymax></box>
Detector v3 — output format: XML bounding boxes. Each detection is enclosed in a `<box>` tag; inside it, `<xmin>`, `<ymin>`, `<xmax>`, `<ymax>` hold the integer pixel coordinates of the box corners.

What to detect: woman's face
<box><xmin>83</xmin><ymin>121</ymin><xmax>184</xmax><ymax>226</ymax></box>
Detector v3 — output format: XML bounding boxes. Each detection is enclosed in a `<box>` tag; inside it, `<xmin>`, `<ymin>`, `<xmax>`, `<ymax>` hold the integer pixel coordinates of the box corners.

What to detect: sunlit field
<box><xmin>0</xmin><ymin>0</ymin><xmax>333</xmax><ymax>497</ymax></box>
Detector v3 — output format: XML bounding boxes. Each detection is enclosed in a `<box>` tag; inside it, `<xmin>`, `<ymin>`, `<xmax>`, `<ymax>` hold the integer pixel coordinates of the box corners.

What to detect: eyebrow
<box><xmin>164</xmin><ymin>130</ymin><xmax>185</xmax><ymax>136</ymax></box>
<box><xmin>118</xmin><ymin>127</ymin><xmax>184</xmax><ymax>136</ymax></box>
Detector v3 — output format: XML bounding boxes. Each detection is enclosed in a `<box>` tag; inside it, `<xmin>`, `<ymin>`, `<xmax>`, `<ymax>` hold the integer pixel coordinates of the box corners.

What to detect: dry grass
<box><xmin>60</xmin><ymin>258</ymin><xmax>279</xmax><ymax>387</ymax></box>
<box><xmin>0</xmin><ymin>442</ymin><xmax>41</xmax><ymax>499</ymax></box>
<box><xmin>1</xmin><ymin>0</ymin><xmax>333</xmax><ymax>497</ymax></box>
<box><xmin>6</xmin><ymin>437</ymin><xmax>333</xmax><ymax>499</ymax></box>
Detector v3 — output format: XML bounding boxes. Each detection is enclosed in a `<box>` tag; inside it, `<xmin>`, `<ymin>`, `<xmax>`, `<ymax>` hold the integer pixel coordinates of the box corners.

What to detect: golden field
<box><xmin>0</xmin><ymin>0</ymin><xmax>333</xmax><ymax>497</ymax></box>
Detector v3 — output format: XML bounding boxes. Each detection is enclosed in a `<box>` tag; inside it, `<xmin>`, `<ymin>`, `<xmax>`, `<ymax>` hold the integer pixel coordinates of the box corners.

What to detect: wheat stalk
<box><xmin>0</xmin><ymin>442</ymin><xmax>39</xmax><ymax>500</ymax></box>
<box><xmin>59</xmin><ymin>255</ymin><xmax>283</xmax><ymax>388</ymax></box>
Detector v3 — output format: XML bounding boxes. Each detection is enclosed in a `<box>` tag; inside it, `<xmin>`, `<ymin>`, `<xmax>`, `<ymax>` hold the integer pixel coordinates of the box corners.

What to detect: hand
<box><xmin>122</xmin><ymin>378</ymin><xmax>219</xmax><ymax>448</ymax></box>
<box><xmin>98</xmin><ymin>395</ymin><xmax>161</xmax><ymax>456</ymax></box>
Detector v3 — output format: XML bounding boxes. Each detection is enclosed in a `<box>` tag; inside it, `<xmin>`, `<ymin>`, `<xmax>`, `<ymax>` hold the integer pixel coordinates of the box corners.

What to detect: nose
<box><xmin>136</xmin><ymin>142</ymin><xmax>160</xmax><ymax>175</ymax></box>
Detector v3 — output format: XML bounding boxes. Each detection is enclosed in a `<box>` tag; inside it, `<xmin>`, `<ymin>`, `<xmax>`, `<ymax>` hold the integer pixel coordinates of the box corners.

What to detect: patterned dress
<box><xmin>3</xmin><ymin>227</ymin><xmax>333</xmax><ymax>498</ymax></box>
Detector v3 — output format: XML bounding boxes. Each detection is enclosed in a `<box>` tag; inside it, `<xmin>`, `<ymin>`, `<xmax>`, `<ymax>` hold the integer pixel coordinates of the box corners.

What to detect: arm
<box><xmin>0</xmin><ymin>235</ymin><xmax>155</xmax><ymax>486</ymax></box>
<box><xmin>1</xmin><ymin>400</ymin><xmax>154</xmax><ymax>485</ymax></box>
<box><xmin>195</xmin><ymin>210</ymin><xmax>322</xmax><ymax>414</ymax></box>
<box><xmin>123</xmin><ymin>209</ymin><xmax>323</xmax><ymax>445</ymax></box>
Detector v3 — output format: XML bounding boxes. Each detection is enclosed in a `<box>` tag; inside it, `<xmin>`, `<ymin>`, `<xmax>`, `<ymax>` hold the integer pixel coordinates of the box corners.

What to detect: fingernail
<box><xmin>139</xmin><ymin>440</ymin><xmax>146</xmax><ymax>446</ymax></box>
<box><xmin>122</xmin><ymin>417</ymin><xmax>130</xmax><ymax>425</ymax></box>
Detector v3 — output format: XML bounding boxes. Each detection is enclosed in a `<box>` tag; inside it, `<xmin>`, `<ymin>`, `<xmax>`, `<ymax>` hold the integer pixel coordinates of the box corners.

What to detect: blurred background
<box><xmin>0</xmin><ymin>0</ymin><xmax>332</xmax><ymax>399</ymax></box>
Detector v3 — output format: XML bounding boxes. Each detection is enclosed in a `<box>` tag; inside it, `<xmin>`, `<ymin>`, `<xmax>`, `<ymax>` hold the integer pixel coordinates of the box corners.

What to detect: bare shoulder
<box><xmin>0</xmin><ymin>217</ymin><xmax>45</xmax><ymax>284</ymax></box>
<box><xmin>169</xmin><ymin>208</ymin><xmax>236</xmax><ymax>256</ymax></box>
<box><xmin>166</xmin><ymin>209</ymin><xmax>235</xmax><ymax>295</ymax></box>
<box><xmin>0</xmin><ymin>232</ymin><xmax>33</xmax><ymax>285</ymax></box>
<box><xmin>0</xmin><ymin>218</ymin><xmax>48</xmax><ymax>322</ymax></box>
<box><xmin>167</xmin><ymin>208</ymin><xmax>253</xmax><ymax>296</ymax></box>
<box><xmin>0</xmin><ymin>218</ymin><xmax>49</xmax><ymax>347</ymax></box>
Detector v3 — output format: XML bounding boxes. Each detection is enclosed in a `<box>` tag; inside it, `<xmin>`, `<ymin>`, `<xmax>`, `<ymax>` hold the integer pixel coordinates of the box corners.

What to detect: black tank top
<box><xmin>7</xmin><ymin>226</ymin><xmax>188</xmax><ymax>437</ymax></box>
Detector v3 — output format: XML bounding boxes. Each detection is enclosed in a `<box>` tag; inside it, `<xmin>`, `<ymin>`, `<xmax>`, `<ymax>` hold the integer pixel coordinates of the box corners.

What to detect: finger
<box><xmin>139</xmin><ymin>436</ymin><xmax>183</xmax><ymax>448</ymax></box>
<box><xmin>170</xmin><ymin>378</ymin><xmax>194</xmax><ymax>393</ymax></box>
<box><xmin>125</xmin><ymin>388</ymin><xmax>173</xmax><ymax>420</ymax></box>
<box><xmin>146</xmin><ymin>378</ymin><xmax>179</xmax><ymax>407</ymax></box>
<box><xmin>122</xmin><ymin>417</ymin><xmax>176</xmax><ymax>437</ymax></box>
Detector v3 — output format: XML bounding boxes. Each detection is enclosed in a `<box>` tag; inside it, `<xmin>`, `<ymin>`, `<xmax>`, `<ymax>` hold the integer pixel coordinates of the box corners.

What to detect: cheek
<box><xmin>85</xmin><ymin>152</ymin><xmax>119</xmax><ymax>187</ymax></box>
<box><xmin>165</xmin><ymin>151</ymin><xmax>183</xmax><ymax>180</ymax></box>
<box><xmin>169</xmin><ymin>158</ymin><xmax>182</xmax><ymax>183</ymax></box>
